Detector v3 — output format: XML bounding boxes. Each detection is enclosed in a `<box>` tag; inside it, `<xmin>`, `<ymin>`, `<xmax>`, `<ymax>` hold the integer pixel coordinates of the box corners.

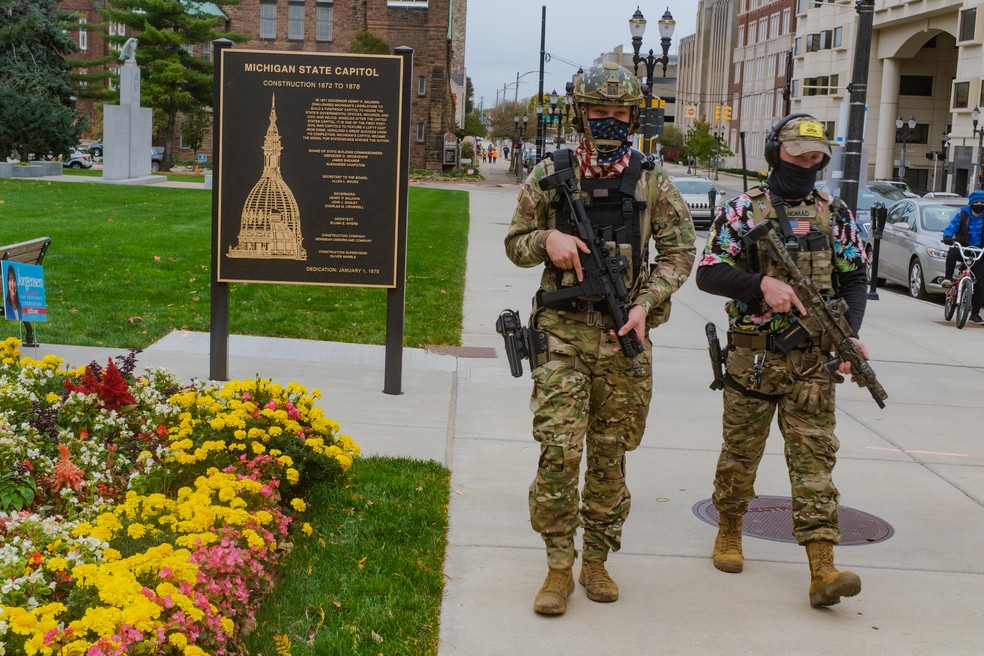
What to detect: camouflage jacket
<box><xmin>504</xmin><ymin>153</ymin><xmax>696</xmax><ymax>318</ymax></box>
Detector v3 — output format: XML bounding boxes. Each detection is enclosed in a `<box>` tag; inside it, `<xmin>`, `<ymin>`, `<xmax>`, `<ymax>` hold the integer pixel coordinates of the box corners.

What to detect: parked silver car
<box><xmin>670</xmin><ymin>176</ymin><xmax>726</xmax><ymax>229</ymax></box>
<box><xmin>871</xmin><ymin>197</ymin><xmax>965</xmax><ymax>298</ymax></box>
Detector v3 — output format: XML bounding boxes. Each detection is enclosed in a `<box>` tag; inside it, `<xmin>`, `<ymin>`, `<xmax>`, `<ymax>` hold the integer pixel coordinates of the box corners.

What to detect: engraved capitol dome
<box><xmin>229</xmin><ymin>94</ymin><xmax>307</xmax><ymax>260</ymax></box>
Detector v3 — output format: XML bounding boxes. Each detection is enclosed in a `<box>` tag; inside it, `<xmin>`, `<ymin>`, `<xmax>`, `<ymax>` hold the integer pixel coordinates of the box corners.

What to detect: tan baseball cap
<box><xmin>778</xmin><ymin>117</ymin><xmax>831</xmax><ymax>157</ymax></box>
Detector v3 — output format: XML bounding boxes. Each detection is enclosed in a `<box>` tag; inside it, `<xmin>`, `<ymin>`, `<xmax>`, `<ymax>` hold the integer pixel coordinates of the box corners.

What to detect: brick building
<box><xmin>58</xmin><ymin>0</ymin><xmax>468</xmax><ymax>171</ymax></box>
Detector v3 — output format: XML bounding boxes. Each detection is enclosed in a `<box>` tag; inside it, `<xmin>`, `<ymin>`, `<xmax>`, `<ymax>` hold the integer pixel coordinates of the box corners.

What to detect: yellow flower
<box><xmin>127</xmin><ymin>524</ymin><xmax>147</xmax><ymax>539</ymax></box>
<box><xmin>102</xmin><ymin>548</ymin><xmax>122</xmax><ymax>562</ymax></box>
<box><xmin>168</xmin><ymin>632</ymin><xmax>189</xmax><ymax>649</ymax></box>
<box><xmin>220</xmin><ymin>617</ymin><xmax>235</xmax><ymax>635</ymax></box>
<box><xmin>302</xmin><ymin>522</ymin><xmax>313</xmax><ymax>536</ymax></box>
<box><xmin>251</xmin><ymin>441</ymin><xmax>266</xmax><ymax>454</ymax></box>
<box><xmin>286</xmin><ymin>468</ymin><xmax>300</xmax><ymax>484</ymax></box>
<box><xmin>290</xmin><ymin>498</ymin><xmax>306</xmax><ymax>512</ymax></box>
<box><xmin>7</xmin><ymin>607</ymin><xmax>37</xmax><ymax>634</ymax></box>
<box><xmin>45</xmin><ymin>557</ymin><xmax>69</xmax><ymax>572</ymax></box>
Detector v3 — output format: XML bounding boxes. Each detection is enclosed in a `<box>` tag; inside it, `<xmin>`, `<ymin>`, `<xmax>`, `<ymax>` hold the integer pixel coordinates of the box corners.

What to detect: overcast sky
<box><xmin>464</xmin><ymin>0</ymin><xmax>698</xmax><ymax>112</ymax></box>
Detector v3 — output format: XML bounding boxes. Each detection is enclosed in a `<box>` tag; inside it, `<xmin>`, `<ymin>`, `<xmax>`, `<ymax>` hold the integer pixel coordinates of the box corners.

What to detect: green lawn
<box><xmin>0</xmin><ymin>179</ymin><xmax>468</xmax><ymax>349</ymax></box>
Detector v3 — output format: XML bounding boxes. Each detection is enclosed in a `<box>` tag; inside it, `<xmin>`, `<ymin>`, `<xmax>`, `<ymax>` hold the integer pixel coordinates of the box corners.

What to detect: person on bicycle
<box><xmin>942</xmin><ymin>190</ymin><xmax>984</xmax><ymax>324</ymax></box>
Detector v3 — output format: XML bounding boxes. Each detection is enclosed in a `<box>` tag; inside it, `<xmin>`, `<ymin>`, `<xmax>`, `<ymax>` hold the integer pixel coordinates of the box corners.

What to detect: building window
<box><xmin>288</xmin><ymin>2</ymin><xmax>304</xmax><ymax>41</ymax></box>
<box><xmin>794</xmin><ymin>37</ymin><xmax>802</xmax><ymax>56</ymax></box>
<box><xmin>782</xmin><ymin>9</ymin><xmax>790</xmax><ymax>34</ymax></box>
<box><xmin>899</xmin><ymin>75</ymin><xmax>933</xmax><ymax>96</ymax></box>
<box><xmin>803</xmin><ymin>74</ymin><xmax>839</xmax><ymax>96</ymax></box>
<box><xmin>796</xmin><ymin>0</ymin><xmax>807</xmax><ymax>14</ymax></box>
<box><xmin>959</xmin><ymin>8</ymin><xmax>976</xmax><ymax>42</ymax></box>
<box><xmin>738</xmin><ymin>25</ymin><xmax>744</xmax><ymax>47</ymax></box>
<box><xmin>416</xmin><ymin>122</ymin><xmax>425</xmax><ymax>143</ymax></box>
<box><xmin>78</xmin><ymin>18</ymin><xmax>88</xmax><ymax>51</ymax></box>
<box><xmin>260</xmin><ymin>2</ymin><xmax>277</xmax><ymax>40</ymax></box>
<box><xmin>417</xmin><ymin>75</ymin><xmax>426</xmax><ymax>96</ymax></box>
<box><xmin>388</xmin><ymin>0</ymin><xmax>428</xmax><ymax>7</ymax></box>
<box><xmin>316</xmin><ymin>1</ymin><xmax>333</xmax><ymax>41</ymax></box>
<box><xmin>202</xmin><ymin>40</ymin><xmax>213</xmax><ymax>61</ymax></box>
<box><xmin>791</xmin><ymin>79</ymin><xmax>799</xmax><ymax>98</ymax></box>
<box><xmin>952</xmin><ymin>81</ymin><xmax>970</xmax><ymax>109</ymax></box>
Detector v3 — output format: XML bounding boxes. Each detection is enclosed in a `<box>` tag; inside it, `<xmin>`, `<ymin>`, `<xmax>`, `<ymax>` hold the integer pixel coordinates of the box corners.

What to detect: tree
<box><xmin>684</xmin><ymin>118</ymin><xmax>733</xmax><ymax>170</ymax></box>
<box><xmin>349</xmin><ymin>30</ymin><xmax>390</xmax><ymax>55</ymax></box>
<box><xmin>99</xmin><ymin>0</ymin><xmax>247</xmax><ymax>171</ymax></box>
<box><xmin>0</xmin><ymin>0</ymin><xmax>86</xmax><ymax>161</ymax></box>
<box><xmin>656</xmin><ymin>124</ymin><xmax>685</xmax><ymax>162</ymax></box>
<box><xmin>180</xmin><ymin>107</ymin><xmax>211</xmax><ymax>165</ymax></box>
<box><xmin>461</xmin><ymin>110</ymin><xmax>485</xmax><ymax>139</ymax></box>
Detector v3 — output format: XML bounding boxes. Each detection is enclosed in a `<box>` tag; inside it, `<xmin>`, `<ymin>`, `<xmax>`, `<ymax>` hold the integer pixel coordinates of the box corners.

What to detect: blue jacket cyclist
<box><xmin>942</xmin><ymin>189</ymin><xmax>984</xmax><ymax>324</ymax></box>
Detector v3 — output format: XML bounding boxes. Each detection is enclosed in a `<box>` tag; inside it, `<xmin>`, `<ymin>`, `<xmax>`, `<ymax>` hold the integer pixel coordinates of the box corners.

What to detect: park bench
<box><xmin>1</xmin><ymin>237</ymin><xmax>52</xmax><ymax>347</ymax></box>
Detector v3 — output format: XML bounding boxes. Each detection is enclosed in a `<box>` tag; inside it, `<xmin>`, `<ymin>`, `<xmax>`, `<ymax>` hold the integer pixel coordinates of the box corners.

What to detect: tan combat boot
<box><xmin>806</xmin><ymin>540</ymin><xmax>861</xmax><ymax>607</ymax></box>
<box><xmin>533</xmin><ymin>568</ymin><xmax>575</xmax><ymax>615</ymax></box>
<box><xmin>578</xmin><ymin>559</ymin><xmax>619</xmax><ymax>602</ymax></box>
<box><xmin>712</xmin><ymin>513</ymin><xmax>744</xmax><ymax>573</ymax></box>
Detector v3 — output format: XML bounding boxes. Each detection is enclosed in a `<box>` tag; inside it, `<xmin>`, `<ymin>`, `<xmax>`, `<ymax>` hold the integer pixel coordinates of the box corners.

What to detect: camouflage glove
<box><xmin>790</xmin><ymin>379</ymin><xmax>825</xmax><ymax>415</ymax></box>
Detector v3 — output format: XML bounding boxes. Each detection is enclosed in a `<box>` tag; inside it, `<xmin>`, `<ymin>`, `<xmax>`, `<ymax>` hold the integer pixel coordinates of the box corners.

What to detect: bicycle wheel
<box><xmin>956</xmin><ymin>279</ymin><xmax>974</xmax><ymax>329</ymax></box>
<box><xmin>944</xmin><ymin>286</ymin><xmax>957</xmax><ymax>321</ymax></box>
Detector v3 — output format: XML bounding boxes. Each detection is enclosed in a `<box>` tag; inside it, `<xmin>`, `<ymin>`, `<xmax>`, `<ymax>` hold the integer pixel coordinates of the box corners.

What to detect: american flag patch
<box><xmin>789</xmin><ymin>220</ymin><xmax>811</xmax><ymax>235</ymax></box>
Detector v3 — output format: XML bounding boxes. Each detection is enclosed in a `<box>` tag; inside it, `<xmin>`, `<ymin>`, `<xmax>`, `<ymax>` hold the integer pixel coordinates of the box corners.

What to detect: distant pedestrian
<box><xmin>492</xmin><ymin>148</ymin><xmax>498</xmax><ymax>163</ymax></box>
<box><xmin>504</xmin><ymin>145</ymin><xmax>510</xmax><ymax>160</ymax></box>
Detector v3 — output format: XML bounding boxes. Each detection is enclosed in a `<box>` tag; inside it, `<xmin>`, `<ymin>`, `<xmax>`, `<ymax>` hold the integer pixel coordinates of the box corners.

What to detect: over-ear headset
<box><xmin>764</xmin><ymin>112</ymin><xmax>829</xmax><ymax>169</ymax></box>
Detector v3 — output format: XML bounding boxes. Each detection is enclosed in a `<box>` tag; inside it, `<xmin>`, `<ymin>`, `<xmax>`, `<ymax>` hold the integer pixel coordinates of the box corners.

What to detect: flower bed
<box><xmin>0</xmin><ymin>338</ymin><xmax>359</xmax><ymax>655</ymax></box>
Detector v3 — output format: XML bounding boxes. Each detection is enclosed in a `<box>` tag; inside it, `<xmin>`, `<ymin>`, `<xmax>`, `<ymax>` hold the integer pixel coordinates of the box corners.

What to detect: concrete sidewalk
<box><xmin>19</xmin><ymin>153</ymin><xmax>984</xmax><ymax>655</ymax></box>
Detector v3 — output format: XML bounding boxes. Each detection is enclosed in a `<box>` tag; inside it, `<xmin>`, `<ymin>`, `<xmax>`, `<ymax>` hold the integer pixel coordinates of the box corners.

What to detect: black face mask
<box><xmin>971</xmin><ymin>203</ymin><xmax>984</xmax><ymax>215</ymax></box>
<box><xmin>768</xmin><ymin>160</ymin><xmax>822</xmax><ymax>200</ymax></box>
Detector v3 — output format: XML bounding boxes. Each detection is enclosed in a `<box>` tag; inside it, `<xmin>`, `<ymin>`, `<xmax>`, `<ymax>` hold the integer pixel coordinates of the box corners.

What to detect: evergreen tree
<box><xmin>99</xmin><ymin>0</ymin><xmax>247</xmax><ymax>171</ymax></box>
<box><xmin>349</xmin><ymin>30</ymin><xmax>390</xmax><ymax>55</ymax></box>
<box><xmin>0</xmin><ymin>0</ymin><xmax>85</xmax><ymax>161</ymax></box>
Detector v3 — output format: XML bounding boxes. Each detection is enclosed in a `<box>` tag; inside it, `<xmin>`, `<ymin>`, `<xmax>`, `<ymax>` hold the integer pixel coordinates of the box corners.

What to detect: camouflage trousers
<box><xmin>528</xmin><ymin>310</ymin><xmax>653</xmax><ymax>569</ymax></box>
<box><xmin>713</xmin><ymin>345</ymin><xmax>842</xmax><ymax>545</ymax></box>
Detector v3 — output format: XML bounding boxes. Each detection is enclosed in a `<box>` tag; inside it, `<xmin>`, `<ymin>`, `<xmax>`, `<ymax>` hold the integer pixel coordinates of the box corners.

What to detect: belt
<box><xmin>727</xmin><ymin>331</ymin><xmax>813</xmax><ymax>352</ymax></box>
<box><xmin>539</xmin><ymin>296</ymin><xmax>611</xmax><ymax>318</ymax></box>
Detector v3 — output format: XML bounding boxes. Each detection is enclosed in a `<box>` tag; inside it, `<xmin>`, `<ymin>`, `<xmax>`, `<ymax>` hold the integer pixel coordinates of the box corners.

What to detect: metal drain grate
<box><xmin>693</xmin><ymin>495</ymin><xmax>894</xmax><ymax>546</ymax></box>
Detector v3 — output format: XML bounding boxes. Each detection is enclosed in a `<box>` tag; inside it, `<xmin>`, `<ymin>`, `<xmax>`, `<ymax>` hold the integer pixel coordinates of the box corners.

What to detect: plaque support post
<box><xmin>210</xmin><ymin>38</ymin><xmax>234</xmax><ymax>381</ymax></box>
<box><xmin>384</xmin><ymin>46</ymin><xmax>413</xmax><ymax>395</ymax></box>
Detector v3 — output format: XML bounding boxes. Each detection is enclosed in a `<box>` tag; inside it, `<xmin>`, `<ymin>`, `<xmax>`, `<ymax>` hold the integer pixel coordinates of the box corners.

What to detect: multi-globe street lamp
<box><xmin>896</xmin><ymin>115</ymin><xmax>916</xmax><ymax>181</ymax></box>
<box><xmin>972</xmin><ymin>106</ymin><xmax>984</xmax><ymax>190</ymax></box>
<box><xmin>628</xmin><ymin>6</ymin><xmax>675</xmax><ymax>156</ymax></box>
<box><xmin>513</xmin><ymin>114</ymin><xmax>529</xmax><ymax>183</ymax></box>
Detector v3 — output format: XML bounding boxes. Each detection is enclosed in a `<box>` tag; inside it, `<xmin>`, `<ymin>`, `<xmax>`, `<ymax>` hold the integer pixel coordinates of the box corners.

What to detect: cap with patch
<box><xmin>778</xmin><ymin>117</ymin><xmax>831</xmax><ymax>157</ymax></box>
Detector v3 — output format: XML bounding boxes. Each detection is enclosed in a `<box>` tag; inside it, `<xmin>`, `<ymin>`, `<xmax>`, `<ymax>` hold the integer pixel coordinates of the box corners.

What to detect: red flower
<box><xmin>64</xmin><ymin>360</ymin><xmax>137</xmax><ymax>411</ymax></box>
<box><xmin>52</xmin><ymin>444</ymin><xmax>85</xmax><ymax>493</ymax></box>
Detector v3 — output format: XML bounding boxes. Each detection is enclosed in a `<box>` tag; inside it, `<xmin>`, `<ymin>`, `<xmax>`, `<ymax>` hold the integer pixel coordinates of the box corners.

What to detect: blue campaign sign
<box><xmin>3</xmin><ymin>261</ymin><xmax>47</xmax><ymax>322</ymax></box>
<box><xmin>198</xmin><ymin>154</ymin><xmax>208</xmax><ymax>162</ymax></box>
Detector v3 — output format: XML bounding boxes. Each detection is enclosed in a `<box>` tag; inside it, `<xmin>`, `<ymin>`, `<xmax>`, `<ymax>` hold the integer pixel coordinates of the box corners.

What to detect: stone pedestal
<box><xmin>103</xmin><ymin>57</ymin><xmax>153</xmax><ymax>181</ymax></box>
<box><xmin>0</xmin><ymin>162</ymin><xmax>12</xmax><ymax>178</ymax></box>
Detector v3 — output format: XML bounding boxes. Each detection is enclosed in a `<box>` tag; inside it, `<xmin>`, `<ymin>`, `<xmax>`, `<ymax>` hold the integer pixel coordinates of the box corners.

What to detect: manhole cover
<box><xmin>692</xmin><ymin>495</ymin><xmax>894</xmax><ymax>546</ymax></box>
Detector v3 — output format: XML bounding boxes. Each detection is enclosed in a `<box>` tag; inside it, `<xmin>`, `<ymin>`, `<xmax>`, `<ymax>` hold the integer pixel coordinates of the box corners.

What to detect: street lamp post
<box><xmin>628</xmin><ymin>7</ymin><xmax>675</xmax><ymax>156</ymax></box>
<box><xmin>896</xmin><ymin>115</ymin><xmax>916</xmax><ymax>180</ymax></box>
<box><xmin>973</xmin><ymin>107</ymin><xmax>984</xmax><ymax>190</ymax></box>
<box><xmin>938</xmin><ymin>132</ymin><xmax>951</xmax><ymax>193</ymax></box>
<box><xmin>545</xmin><ymin>89</ymin><xmax>558</xmax><ymax>152</ymax></box>
<box><xmin>513</xmin><ymin>114</ymin><xmax>529</xmax><ymax>184</ymax></box>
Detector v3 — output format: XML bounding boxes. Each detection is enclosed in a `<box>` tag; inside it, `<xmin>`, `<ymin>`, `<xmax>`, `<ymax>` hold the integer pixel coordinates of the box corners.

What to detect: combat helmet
<box><xmin>570</xmin><ymin>62</ymin><xmax>644</xmax><ymax>153</ymax></box>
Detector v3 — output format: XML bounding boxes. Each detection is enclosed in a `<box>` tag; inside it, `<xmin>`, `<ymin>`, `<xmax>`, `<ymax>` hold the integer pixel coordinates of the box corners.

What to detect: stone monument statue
<box><xmin>103</xmin><ymin>38</ymin><xmax>157</xmax><ymax>182</ymax></box>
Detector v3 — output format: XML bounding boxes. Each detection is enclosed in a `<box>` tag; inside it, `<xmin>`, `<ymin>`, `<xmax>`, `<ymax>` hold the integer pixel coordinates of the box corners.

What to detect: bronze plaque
<box><xmin>216</xmin><ymin>49</ymin><xmax>404</xmax><ymax>287</ymax></box>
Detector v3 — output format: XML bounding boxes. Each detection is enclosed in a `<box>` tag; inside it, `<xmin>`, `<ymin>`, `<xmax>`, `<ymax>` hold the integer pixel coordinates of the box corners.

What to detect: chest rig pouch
<box><xmin>747</xmin><ymin>191</ymin><xmax>835</xmax><ymax>296</ymax></box>
<box><xmin>548</xmin><ymin>149</ymin><xmax>648</xmax><ymax>291</ymax></box>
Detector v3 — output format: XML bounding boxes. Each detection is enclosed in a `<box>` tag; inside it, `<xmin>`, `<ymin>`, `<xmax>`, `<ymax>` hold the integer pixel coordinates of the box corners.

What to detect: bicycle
<box><xmin>943</xmin><ymin>241</ymin><xmax>984</xmax><ymax>329</ymax></box>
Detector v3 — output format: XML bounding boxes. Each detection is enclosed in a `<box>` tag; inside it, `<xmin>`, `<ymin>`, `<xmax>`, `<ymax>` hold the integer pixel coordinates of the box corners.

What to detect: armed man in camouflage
<box><xmin>696</xmin><ymin>113</ymin><xmax>869</xmax><ymax>607</ymax></box>
<box><xmin>504</xmin><ymin>62</ymin><xmax>695</xmax><ymax>615</ymax></box>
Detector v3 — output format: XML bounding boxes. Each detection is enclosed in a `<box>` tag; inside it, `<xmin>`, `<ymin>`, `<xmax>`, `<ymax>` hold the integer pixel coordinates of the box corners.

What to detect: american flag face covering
<box><xmin>587</xmin><ymin>117</ymin><xmax>631</xmax><ymax>164</ymax></box>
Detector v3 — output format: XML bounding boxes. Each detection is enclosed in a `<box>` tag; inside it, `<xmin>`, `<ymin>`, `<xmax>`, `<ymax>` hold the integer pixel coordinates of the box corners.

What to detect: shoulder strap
<box><xmin>552</xmin><ymin>148</ymin><xmax>573</xmax><ymax>176</ymax></box>
<box><xmin>619</xmin><ymin>150</ymin><xmax>645</xmax><ymax>197</ymax></box>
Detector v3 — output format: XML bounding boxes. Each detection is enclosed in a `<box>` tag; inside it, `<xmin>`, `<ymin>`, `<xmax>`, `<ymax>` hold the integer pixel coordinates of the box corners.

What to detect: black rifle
<box><xmin>536</xmin><ymin>166</ymin><xmax>644</xmax><ymax>374</ymax></box>
<box><xmin>742</xmin><ymin>221</ymin><xmax>888</xmax><ymax>409</ymax></box>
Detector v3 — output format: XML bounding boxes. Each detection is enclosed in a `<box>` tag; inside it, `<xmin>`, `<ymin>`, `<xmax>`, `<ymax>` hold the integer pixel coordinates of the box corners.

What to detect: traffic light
<box><xmin>724</xmin><ymin>105</ymin><xmax>733</xmax><ymax>122</ymax></box>
<box><xmin>714</xmin><ymin>104</ymin><xmax>722</xmax><ymax>122</ymax></box>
